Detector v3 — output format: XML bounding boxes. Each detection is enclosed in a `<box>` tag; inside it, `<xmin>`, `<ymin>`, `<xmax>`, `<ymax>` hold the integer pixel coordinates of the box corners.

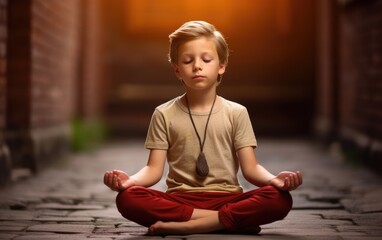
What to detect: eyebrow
<box><xmin>180</xmin><ymin>52</ymin><xmax>214</xmax><ymax>57</ymax></box>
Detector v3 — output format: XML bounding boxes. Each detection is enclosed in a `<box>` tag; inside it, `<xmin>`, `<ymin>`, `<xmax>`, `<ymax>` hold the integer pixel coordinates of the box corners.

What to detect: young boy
<box><xmin>104</xmin><ymin>20</ymin><xmax>302</xmax><ymax>236</ymax></box>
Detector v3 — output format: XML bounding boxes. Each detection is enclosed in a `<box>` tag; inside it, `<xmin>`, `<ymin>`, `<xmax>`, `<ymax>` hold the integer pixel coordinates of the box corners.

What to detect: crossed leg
<box><xmin>116</xmin><ymin>186</ymin><xmax>291</xmax><ymax>236</ymax></box>
<box><xmin>148</xmin><ymin>208</ymin><xmax>261</xmax><ymax>235</ymax></box>
<box><xmin>148</xmin><ymin>209</ymin><xmax>223</xmax><ymax>235</ymax></box>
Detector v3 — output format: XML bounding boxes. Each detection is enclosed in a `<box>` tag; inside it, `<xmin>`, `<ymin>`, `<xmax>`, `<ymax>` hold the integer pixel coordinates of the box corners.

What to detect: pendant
<box><xmin>196</xmin><ymin>152</ymin><xmax>209</xmax><ymax>177</ymax></box>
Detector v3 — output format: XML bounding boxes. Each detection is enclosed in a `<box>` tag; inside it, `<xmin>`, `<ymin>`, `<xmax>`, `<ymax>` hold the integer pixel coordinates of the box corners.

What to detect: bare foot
<box><xmin>148</xmin><ymin>212</ymin><xmax>225</xmax><ymax>236</ymax></box>
<box><xmin>148</xmin><ymin>221</ymin><xmax>189</xmax><ymax>235</ymax></box>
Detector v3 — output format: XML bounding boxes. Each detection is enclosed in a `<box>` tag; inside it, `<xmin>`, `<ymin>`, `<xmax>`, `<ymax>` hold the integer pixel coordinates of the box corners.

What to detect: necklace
<box><xmin>185</xmin><ymin>94</ymin><xmax>217</xmax><ymax>177</ymax></box>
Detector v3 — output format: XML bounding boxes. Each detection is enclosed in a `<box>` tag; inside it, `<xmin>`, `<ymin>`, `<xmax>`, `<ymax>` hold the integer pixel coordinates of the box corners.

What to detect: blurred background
<box><xmin>0</xmin><ymin>0</ymin><xmax>381</xmax><ymax>184</ymax></box>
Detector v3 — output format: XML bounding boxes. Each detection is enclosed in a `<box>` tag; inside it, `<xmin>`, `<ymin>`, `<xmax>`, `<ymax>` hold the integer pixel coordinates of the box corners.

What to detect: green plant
<box><xmin>71</xmin><ymin>118</ymin><xmax>108</xmax><ymax>152</ymax></box>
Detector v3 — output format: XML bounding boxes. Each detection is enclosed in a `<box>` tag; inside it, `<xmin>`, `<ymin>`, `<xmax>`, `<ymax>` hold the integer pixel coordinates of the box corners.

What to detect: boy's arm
<box><xmin>129</xmin><ymin>149</ymin><xmax>167</xmax><ymax>187</ymax></box>
<box><xmin>238</xmin><ymin>146</ymin><xmax>302</xmax><ymax>191</ymax></box>
<box><xmin>104</xmin><ymin>149</ymin><xmax>166</xmax><ymax>191</ymax></box>
<box><xmin>238</xmin><ymin>147</ymin><xmax>275</xmax><ymax>187</ymax></box>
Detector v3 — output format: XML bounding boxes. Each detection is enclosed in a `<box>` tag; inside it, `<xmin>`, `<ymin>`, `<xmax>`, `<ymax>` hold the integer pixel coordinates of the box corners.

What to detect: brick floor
<box><xmin>0</xmin><ymin>139</ymin><xmax>381</xmax><ymax>239</ymax></box>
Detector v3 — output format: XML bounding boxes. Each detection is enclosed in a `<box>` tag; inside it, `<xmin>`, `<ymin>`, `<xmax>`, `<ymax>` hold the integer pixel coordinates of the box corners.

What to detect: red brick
<box><xmin>337</xmin><ymin>0</ymin><xmax>382</xmax><ymax>138</ymax></box>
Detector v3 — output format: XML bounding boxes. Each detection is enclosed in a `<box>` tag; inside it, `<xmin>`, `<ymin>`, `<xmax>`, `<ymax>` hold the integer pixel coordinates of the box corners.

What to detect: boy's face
<box><xmin>173</xmin><ymin>37</ymin><xmax>226</xmax><ymax>91</ymax></box>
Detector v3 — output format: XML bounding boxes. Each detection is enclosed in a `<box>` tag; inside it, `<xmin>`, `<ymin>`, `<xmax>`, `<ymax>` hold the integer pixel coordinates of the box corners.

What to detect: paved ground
<box><xmin>0</xmin><ymin>138</ymin><xmax>381</xmax><ymax>239</ymax></box>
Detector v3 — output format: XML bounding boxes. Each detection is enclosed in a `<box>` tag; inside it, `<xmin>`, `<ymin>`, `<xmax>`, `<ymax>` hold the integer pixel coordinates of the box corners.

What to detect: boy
<box><xmin>104</xmin><ymin>20</ymin><xmax>302</xmax><ymax>235</ymax></box>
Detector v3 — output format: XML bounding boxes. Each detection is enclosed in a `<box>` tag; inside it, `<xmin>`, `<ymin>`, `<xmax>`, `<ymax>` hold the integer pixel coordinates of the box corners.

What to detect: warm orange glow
<box><xmin>274</xmin><ymin>0</ymin><xmax>292</xmax><ymax>34</ymax></box>
<box><xmin>124</xmin><ymin>0</ymin><xmax>235</xmax><ymax>34</ymax></box>
<box><xmin>123</xmin><ymin>0</ymin><xmax>294</xmax><ymax>38</ymax></box>
<box><xmin>100</xmin><ymin>0</ymin><xmax>317</xmax><ymax>136</ymax></box>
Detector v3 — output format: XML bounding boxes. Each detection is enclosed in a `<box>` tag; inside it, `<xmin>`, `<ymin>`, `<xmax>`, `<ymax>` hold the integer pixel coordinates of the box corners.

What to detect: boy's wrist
<box><xmin>129</xmin><ymin>177</ymin><xmax>138</xmax><ymax>187</ymax></box>
<box><xmin>267</xmin><ymin>177</ymin><xmax>276</xmax><ymax>186</ymax></box>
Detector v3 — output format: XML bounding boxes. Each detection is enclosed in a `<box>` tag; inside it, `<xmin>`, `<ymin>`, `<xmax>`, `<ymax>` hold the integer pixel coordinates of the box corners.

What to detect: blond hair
<box><xmin>168</xmin><ymin>21</ymin><xmax>229</xmax><ymax>65</ymax></box>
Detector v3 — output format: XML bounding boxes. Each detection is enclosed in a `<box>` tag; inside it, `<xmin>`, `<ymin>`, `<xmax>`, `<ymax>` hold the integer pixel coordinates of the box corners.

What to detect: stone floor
<box><xmin>0</xmin><ymin>138</ymin><xmax>381</xmax><ymax>239</ymax></box>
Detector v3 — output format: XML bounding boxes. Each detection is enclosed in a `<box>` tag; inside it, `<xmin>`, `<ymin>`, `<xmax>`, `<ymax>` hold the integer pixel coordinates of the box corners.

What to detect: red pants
<box><xmin>116</xmin><ymin>185</ymin><xmax>292</xmax><ymax>231</ymax></box>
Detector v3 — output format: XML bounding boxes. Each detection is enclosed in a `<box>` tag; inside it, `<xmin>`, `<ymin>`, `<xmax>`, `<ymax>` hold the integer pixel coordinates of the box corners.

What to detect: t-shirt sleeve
<box><xmin>233</xmin><ymin>108</ymin><xmax>257</xmax><ymax>150</ymax></box>
<box><xmin>144</xmin><ymin>109</ymin><xmax>169</xmax><ymax>150</ymax></box>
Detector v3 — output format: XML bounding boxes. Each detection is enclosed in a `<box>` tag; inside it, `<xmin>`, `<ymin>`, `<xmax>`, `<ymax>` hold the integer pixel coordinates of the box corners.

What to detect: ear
<box><xmin>218</xmin><ymin>63</ymin><xmax>226</xmax><ymax>75</ymax></box>
<box><xmin>172</xmin><ymin>64</ymin><xmax>181</xmax><ymax>79</ymax></box>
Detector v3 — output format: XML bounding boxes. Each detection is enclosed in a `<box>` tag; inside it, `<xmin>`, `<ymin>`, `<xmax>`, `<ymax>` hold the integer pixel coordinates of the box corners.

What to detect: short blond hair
<box><xmin>168</xmin><ymin>21</ymin><xmax>229</xmax><ymax>65</ymax></box>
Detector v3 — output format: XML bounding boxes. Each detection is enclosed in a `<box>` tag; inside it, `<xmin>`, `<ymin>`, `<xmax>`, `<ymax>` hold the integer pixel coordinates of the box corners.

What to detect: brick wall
<box><xmin>315</xmin><ymin>0</ymin><xmax>382</xmax><ymax>172</ymax></box>
<box><xmin>76</xmin><ymin>0</ymin><xmax>104</xmax><ymax>119</ymax></box>
<box><xmin>6</xmin><ymin>0</ymin><xmax>81</xmax><ymax>173</ymax></box>
<box><xmin>338</xmin><ymin>0</ymin><xmax>382</xmax><ymax>169</ymax></box>
<box><xmin>314</xmin><ymin>0</ymin><xmax>339</xmax><ymax>143</ymax></box>
<box><xmin>30</xmin><ymin>0</ymin><xmax>80</xmax><ymax>127</ymax></box>
<box><xmin>0</xmin><ymin>0</ymin><xmax>11</xmax><ymax>184</ymax></box>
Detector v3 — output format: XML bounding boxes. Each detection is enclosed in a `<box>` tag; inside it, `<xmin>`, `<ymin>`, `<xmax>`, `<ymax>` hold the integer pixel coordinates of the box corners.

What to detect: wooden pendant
<box><xmin>196</xmin><ymin>152</ymin><xmax>209</xmax><ymax>177</ymax></box>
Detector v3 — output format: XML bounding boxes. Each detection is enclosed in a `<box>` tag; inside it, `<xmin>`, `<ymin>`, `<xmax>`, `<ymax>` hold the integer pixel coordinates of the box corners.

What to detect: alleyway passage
<box><xmin>0</xmin><ymin>139</ymin><xmax>381</xmax><ymax>239</ymax></box>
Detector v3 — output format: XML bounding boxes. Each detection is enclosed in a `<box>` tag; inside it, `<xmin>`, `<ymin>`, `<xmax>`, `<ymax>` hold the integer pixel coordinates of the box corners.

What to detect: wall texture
<box><xmin>0</xmin><ymin>0</ymin><xmax>11</xmax><ymax>184</ymax></box>
<box><xmin>0</xmin><ymin>0</ymin><xmax>107</xmax><ymax>186</ymax></box>
<box><xmin>338</xmin><ymin>0</ymin><xmax>382</xmax><ymax>169</ymax></box>
<box><xmin>6</xmin><ymin>0</ymin><xmax>80</xmax><ymax>173</ymax></box>
<box><xmin>315</xmin><ymin>0</ymin><xmax>382</xmax><ymax>172</ymax></box>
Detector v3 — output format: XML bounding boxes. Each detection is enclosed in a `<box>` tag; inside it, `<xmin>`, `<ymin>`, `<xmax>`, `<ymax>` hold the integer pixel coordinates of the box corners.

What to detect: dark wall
<box><xmin>338</xmin><ymin>0</ymin><xmax>382</xmax><ymax>169</ymax></box>
<box><xmin>102</xmin><ymin>0</ymin><xmax>317</xmax><ymax>137</ymax></box>
<box><xmin>0</xmin><ymin>0</ymin><xmax>10</xmax><ymax>184</ymax></box>
<box><xmin>315</xmin><ymin>0</ymin><xmax>382</xmax><ymax>172</ymax></box>
<box><xmin>1</xmin><ymin>0</ymin><xmax>105</xmax><ymax>185</ymax></box>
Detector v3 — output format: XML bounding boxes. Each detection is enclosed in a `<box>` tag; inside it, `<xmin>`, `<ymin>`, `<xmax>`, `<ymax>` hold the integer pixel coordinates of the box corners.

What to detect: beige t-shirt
<box><xmin>145</xmin><ymin>95</ymin><xmax>257</xmax><ymax>193</ymax></box>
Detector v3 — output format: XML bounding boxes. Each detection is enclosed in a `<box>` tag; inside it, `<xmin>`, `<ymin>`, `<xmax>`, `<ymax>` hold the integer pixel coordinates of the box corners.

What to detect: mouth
<box><xmin>192</xmin><ymin>75</ymin><xmax>206</xmax><ymax>79</ymax></box>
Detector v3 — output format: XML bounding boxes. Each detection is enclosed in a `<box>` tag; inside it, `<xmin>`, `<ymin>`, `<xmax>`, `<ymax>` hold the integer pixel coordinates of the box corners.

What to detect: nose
<box><xmin>193</xmin><ymin>60</ymin><xmax>202</xmax><ymax>72</ymax></box>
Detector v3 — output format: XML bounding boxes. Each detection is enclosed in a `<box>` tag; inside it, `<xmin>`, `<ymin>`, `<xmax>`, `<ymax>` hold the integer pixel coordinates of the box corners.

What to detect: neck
<box><xmin>184</xmin><ymin>90</ymin><xmax>217</xmax><ymax>113</ymax></box>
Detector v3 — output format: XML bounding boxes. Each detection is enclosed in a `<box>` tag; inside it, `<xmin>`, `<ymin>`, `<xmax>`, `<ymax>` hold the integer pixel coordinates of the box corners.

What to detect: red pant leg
<box><xmin>218</xmin><ymin>186</ymin><xmax>292</xmax><ymax>230</ymax></box>
<box><xmin>116</xmin><ymin>185</ymin><xmax>292</xmax><ymax>231</ymax></box>
<box><xmin>116</xmin><ymin>186</ymin><xmax>194</xmax><ymax>227</ymax></box>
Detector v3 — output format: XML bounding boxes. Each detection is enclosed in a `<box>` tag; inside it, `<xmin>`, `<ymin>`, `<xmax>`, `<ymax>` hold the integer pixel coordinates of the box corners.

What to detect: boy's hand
<box><xmin>269</xmin><ymin>171</ymin><xmax>302</xmax><ymax>191</ymax></box>
<box><xmin>103</xmin><ymin>170</ymin><xmax>136</xmax><ymax>192</ymax></box>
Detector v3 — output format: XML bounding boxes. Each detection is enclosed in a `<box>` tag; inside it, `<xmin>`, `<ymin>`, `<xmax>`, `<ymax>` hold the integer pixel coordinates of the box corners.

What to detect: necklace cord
<box><xmin>185</xmin><ymin>94</ymin><xmax>217</xmax><ymax>152</ymax></box>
